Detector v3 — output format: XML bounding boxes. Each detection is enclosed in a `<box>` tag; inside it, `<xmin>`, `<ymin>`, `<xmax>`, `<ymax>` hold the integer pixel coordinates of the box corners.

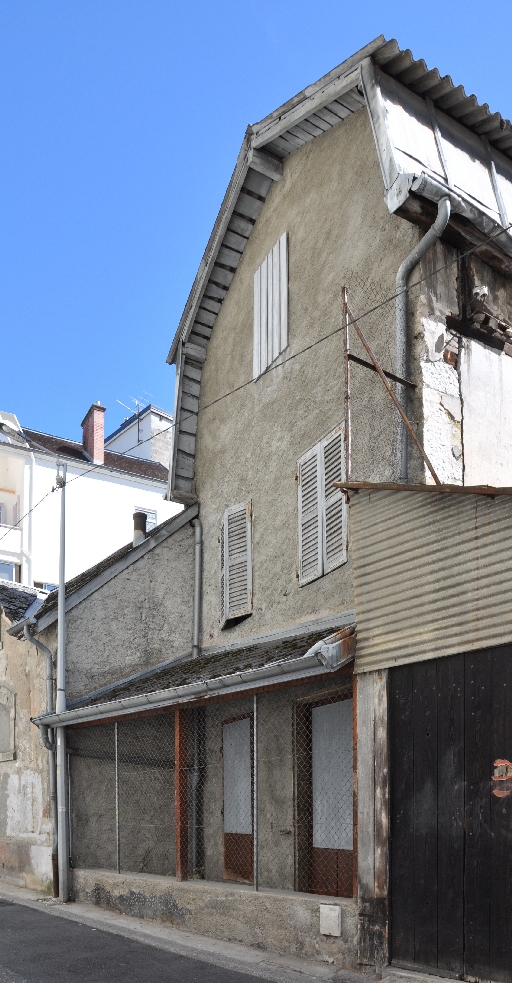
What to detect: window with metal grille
<box><xmin>220</xmin><ymin>501</ymin><xmax>252</xmax><ymax>627</ymax></box>
<box><xmin>297</xmin><ymin>423</ymin><xmax>347</xmax><ymax>585</ymax></box>
<box><xmin>253</xmin><ymin>233</ymin><xmax>288</xmax><ymax>379</ymax></box>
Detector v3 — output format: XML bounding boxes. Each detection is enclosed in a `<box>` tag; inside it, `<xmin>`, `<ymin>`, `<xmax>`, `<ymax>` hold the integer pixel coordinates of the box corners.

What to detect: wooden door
<box><xmin>390</xmin><ymin>648</ymin><xmax>512</xmax><ymax>982</ymax></box>
<box><xmin>296</xmin><ymin>692</ymin><xmax>354</xmax><ymax>897</ymax></box>
<box><xmin>222</xmin><ymin>716</ymin><xmax>253</xmax><ymax>883</ymax></box>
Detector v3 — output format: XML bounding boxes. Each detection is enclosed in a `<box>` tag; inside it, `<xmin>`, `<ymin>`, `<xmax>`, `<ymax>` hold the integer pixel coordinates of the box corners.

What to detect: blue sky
<box><xmin>2</xmin><ymin>0</ymin><xmax>512</xmax><ymax>441</ymax></box>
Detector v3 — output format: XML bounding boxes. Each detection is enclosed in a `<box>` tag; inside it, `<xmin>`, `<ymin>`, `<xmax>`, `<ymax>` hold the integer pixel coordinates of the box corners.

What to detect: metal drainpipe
<box><xmin>395</xmin><ymin>196</ymin><xmax>451</xmax><ymax>482</ymax></box>
<box><xmin>192</xmin><ymin>518</ymin><xmax>202</xmax><ymax>659</ymax></box>
<box><xmin>24</xmin><ymin>624</ymin><xmax>59</xmax><ymax>897</ymax></box>
<box><xmin>55</xmin><ymin>462</ymin><xmax>69</xmax><ymax>902</ymax></box>
<box><xmin>190</xmin><ymin>518</ymin><xmax>203</xmax><ymax>875</ymax></box>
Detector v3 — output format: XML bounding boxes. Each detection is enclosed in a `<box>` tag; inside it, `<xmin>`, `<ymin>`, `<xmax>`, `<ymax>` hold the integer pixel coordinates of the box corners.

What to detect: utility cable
<box><xmin>1</xmin><ymin>217</ymin><xmax>511</xmax><ymax>548</ymax></box>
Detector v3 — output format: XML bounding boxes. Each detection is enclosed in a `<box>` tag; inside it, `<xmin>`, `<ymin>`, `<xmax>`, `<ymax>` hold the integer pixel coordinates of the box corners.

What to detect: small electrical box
<box><xmin>319</xmin><ymin>903</ymin><xmax>342</xmax><ymax>937</ymax></box>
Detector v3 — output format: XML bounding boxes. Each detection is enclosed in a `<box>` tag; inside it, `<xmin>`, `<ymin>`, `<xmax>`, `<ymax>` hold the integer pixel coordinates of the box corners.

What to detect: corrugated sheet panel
<box><xmin>350</xmin><ymin>489</ymin><xmax>512</xmax><ymax>673</ymax></box>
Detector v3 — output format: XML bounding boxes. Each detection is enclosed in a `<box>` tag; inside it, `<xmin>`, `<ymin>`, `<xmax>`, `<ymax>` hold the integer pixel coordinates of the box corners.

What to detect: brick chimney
<box><xmin>81</xmin><ymin>402</ymin><xmax>106</xmax><ymax>465</ymax></box>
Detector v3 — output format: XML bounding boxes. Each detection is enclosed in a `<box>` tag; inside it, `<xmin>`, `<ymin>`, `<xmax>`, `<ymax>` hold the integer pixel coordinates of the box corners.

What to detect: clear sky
<box><xmin>2</xmin><ymin>0</ymin><xmax>511</xmax><ymax>442</ymax></box>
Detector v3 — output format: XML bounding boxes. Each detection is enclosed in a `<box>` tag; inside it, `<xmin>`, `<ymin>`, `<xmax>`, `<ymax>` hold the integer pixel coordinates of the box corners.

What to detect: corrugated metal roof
<box><xmin>349</xmin><ymin>488</ymin><xmax>512</xmax><ymax>673</ymax></box>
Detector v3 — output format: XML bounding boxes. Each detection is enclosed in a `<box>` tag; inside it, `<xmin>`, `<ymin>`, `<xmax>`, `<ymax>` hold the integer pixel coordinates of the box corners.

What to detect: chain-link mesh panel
<box><xmin>68</xmin><ymin>715</ymin><xmax>175</xmax><ymax>875</ymax></box>
<box><xmin>118</xmin><ymin>715</ymin><xmax>175</xmax><ymax>875</ymax></box>
<box><xmin>68</xmin><ymin>723</ymin><xmax>116</xmax><ymax>870</ymax></box>
<box><xmin>67</xmin><ymin>681</ymin><xmax>353</xmax><ymax>896</ymax></box>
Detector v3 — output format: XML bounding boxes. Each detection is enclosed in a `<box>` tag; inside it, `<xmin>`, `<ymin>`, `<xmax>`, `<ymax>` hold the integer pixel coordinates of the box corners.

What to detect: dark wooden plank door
<box><xmin>390</xmin><ymin>648</ymin><xmax>512</xmax><ymax>982</ymax></box>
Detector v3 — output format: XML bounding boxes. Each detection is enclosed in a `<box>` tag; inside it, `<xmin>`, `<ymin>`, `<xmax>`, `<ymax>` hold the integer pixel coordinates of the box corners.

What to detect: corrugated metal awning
<box><xmin>347</xmin><ymin>487</ymin><xmax>512</xmax><ymax>673</ymax></box>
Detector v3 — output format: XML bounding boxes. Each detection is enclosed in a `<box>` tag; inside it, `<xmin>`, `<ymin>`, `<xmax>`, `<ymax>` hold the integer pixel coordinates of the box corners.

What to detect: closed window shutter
<box><xmin>298</xmin><ymin>446</ymin><xmax>323</xmax><ymax>585</ymax></box>
<box><xmin>220</xmin><ymin>519</ymin><xmax>226</xmax><ymax>624</ymax></box>
<box><xmin>321</xmin><ymin>425</ymin><xmax>347</xmax><ymax>573</ymax></box>
<box><xmin>221</xmin><ymin>502</ymin><xmax>253</xmax><ymax>624</ymax></box>
<box><xmin>253</xmin><ymin>233</ymin><xmax>288</xmax><ymax>379</ymax></box>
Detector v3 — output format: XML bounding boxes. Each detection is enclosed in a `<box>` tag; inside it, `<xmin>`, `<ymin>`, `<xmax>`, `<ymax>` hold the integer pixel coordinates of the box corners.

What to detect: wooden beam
<box><xmin>252</xmin><ymin>67</ymin><xmax>362</xmax><ymax>150</ymax></box>
<box><xmin>175</xmin><ymin>708</ymin><xmax>188</xmax><ymax>881</ymax></box>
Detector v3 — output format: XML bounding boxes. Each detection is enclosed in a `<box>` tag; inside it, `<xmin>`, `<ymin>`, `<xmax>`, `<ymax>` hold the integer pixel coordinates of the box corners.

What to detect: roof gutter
<box><xmin>32</xmin><ymin>629</ymin><xmax>355</xmax><ymax>729</ymax></box>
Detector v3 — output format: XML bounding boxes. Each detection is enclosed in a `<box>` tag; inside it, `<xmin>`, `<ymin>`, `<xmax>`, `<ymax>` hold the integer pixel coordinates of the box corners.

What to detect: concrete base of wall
<box><xmin>72</xmin><ymin>869</ymin><xmax>358</xmax><ymax>968</ymax></box>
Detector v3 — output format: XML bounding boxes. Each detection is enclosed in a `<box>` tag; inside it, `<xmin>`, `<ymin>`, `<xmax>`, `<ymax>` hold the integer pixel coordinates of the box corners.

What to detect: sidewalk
<box><xmin>0</xmin><ymin>880</ymin><xmax>370</xmax><ymax>983</ymax></box>
<box><xmin>0</xmin><ymin>881</ymin><xmax>453</xmax><ymax>983</ymax></box>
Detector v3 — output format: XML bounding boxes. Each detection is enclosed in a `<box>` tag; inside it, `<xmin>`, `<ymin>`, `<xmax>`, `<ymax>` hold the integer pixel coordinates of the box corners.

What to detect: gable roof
<box><xmin>22</xmin><ymin>429</ymin><xmax>168</xmax><ymax>482</ymax></box>
<box><xmin>0</xmin><ymin>580</ymin><xmax>45</xmax><ymax>625</ymax></box>
<box><xmin>166</xmin><ymin>36</ymin><xmax>512</xmax><ymax>505</ymax></box>
<box><xmin>14</xmin><ymin>504</ymin><xmax>198</xmax><ymax>635</ymax></box>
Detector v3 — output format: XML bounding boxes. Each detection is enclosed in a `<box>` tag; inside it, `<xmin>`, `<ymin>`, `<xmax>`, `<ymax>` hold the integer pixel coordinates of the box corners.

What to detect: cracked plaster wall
<box><xmin>0</xmin><ymin>609</ymin><xmax>52</xmax><ymax>891</ymax></box>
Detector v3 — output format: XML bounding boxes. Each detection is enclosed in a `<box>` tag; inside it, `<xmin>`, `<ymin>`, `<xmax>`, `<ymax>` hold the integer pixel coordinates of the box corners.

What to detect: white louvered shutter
<box><xmin>321</xmin><ymin>424</ymin><xmax>347</xmax><ymax>573</ymax></box>
<box><xmin>221</xmin><ymin>502</ymin><xmax>253</xmax><ymax>624</ymax></box>
<box><xmin>298</xmin><ymin>446</ymin><xmax>323</xmax><ymax>585</ymax></box>
<box><xmin>253</xmin><ymin>233</ymin><xmax>288</xmax><ymax>379</ymax></box>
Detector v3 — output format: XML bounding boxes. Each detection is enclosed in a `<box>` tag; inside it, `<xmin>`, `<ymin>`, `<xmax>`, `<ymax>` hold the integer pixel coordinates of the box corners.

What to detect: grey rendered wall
<box><xmin>194</xmin><ymin>107</ymin><xmax>419</xmax><ymax>647</ymax></box>
<box><xmin>45</xmin><ymin>521</ymin><xmax>195</xmax><ymax>702</ymax></box>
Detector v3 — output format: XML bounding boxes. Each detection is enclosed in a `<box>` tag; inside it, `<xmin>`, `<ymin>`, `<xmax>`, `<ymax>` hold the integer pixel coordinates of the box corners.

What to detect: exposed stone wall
<box><xmin>0</xmin><ymin>610</ymin><xmax>52</xmax><ymax>892</ymax></box>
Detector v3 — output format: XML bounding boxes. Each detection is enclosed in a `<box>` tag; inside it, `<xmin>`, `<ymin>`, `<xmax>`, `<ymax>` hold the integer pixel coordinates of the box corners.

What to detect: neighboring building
<box><xmin>0</xmin><ymin>581</ymin><xmax>51</xmax><ymax>891</ymax></box>
<box><xmin>104</xmin><ymin>403</ymin><xmax>173</xmax><ymax>468</ymax></box>
<box><xmin>13</xmin><ymin>34</ymin><xmax>512</xmax><ymax>979</ymax></box>
<box><xmin>0</xmin><ymin>403</ymin><xmax>180</xmax><ymax>587</ymax></box>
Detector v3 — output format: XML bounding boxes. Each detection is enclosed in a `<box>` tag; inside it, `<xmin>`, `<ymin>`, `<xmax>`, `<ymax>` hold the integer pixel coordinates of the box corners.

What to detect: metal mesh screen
<box><xmin>67</xmin><ymin>679</ymin><xmax>354</xmax><ymax>897</ymax></box>
<box><xmin>68</xmin><ymin>714</ymin><xmax>175</xmax><ymax>875</ymax></box>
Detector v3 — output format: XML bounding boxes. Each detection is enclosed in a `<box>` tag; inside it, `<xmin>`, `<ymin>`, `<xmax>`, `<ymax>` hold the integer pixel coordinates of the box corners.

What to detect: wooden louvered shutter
<box><xmin>321</xmin><ymin>425</ymin><xmax>347</xmax><ymax>573</ymax></box>
<box><xmin>221</xmin><ymin>502</ymin><xmax>253</xmax><ymax>625</ymax></box>
<box><xmin>298</xmin><ymin>446</ymin><xmax>323</xmax><ymax>585</ymax></box>
<box><xmin>253</xmin><ymin>233</ymin><xmax>288</xmax><ymax>379</ymax></box>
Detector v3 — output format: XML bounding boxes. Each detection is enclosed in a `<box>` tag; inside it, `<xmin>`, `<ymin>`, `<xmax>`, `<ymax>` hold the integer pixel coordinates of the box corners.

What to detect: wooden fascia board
<box><xmin>35</xmin><ymin>504</ymin><xmax>199</xmax><ymax>632</ymax></box>
<box><xmin>166</xmin><ymin>135</ymin><xmax>252</xmax><ymax>366</ymax></box>
<box><xmin>250</xmin><ymin>35</ymin><xmax>386</xmax><ymax>138</ymax></box>
<box><xmin>360</xmin><ymin>60</ymin><xmax>400</xmax><ymax>192</ymax></box>
<box><xmin>251</xmin><ymin>65</ymin><xmax>363</xmax><ymax>150</ymax></box>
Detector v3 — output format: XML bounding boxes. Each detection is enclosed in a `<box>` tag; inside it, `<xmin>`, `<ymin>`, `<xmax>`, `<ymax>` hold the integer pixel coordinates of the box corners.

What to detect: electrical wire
<box><xmin>1</xmin><ymin>217</ymin><xmax>511</xmax><ymax>551</ymax></box>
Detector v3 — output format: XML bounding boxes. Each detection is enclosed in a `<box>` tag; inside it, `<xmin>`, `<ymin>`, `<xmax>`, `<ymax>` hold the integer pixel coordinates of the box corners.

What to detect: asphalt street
<box><xmin>0</xmin><ymin>899</ymin><xmax>272</xmax><ymax>983</ymax></box>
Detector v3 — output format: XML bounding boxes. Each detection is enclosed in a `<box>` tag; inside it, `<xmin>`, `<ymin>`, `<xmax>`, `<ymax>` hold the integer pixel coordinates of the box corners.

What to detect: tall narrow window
<box><xmin>253</xmin><ymin>233</ymin><xmax>288</xmax><ymax>379</ymax></box>
<box><xmin>298</xmin><ymin>423</ymin><xmax>347</xmax><ymax>585</ymax></box>
<box><xmin>220</xmin><ymin>501</ymin><xmax>253</xmax><ymax>627</ymax></box>
<box><xmin>222</xmin><ymin>716</ymin><xmax>253</xmax><ymax>883</ymax></box>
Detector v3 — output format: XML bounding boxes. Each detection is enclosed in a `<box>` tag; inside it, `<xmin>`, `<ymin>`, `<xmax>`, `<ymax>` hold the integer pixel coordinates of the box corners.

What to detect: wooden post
<box><xmin>175</xmin><ymin>708</ymin><xmax>188</xmax><ymax>881</ymax></box>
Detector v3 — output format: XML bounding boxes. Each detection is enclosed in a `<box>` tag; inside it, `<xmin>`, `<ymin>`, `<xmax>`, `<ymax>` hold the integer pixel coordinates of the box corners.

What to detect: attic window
<box><xmin>253</xmin><ymin>234</ymin><xmax>288</xmax><ymax>379</ymax></box>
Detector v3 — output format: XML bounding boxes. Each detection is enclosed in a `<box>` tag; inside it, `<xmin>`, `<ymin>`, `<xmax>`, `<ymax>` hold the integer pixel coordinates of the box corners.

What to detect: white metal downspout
<box><xmin>395</xmin><ymin>196</ymin><xmax>451</xmax><ymax>481</ymax></box>
<box><xmin>24</xmin><ymin>624</ymin><xmax>59</xmax><ymax>897</ymax></box>
<box><xmin>55</xmin><ymin>462</ymin><xmax>69</xmax><ymax>902</ymax></box>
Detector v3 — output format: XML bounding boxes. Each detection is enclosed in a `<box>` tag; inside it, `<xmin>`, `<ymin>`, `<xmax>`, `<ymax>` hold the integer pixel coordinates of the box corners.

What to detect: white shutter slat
<box><xmin>298</xmin><ymin>447</ymin><xmax>323</xmax><ymax>585</ymax></box>
<box><xmin>222</xmin><ymin>501</ymin><xmax>253</xmax><ymax>622</ymax></box>
<box><xmin>322</xmin><ymin>425</ymin><xmax>347</xmax><ymax>572</ymax></box>
<box><xmin>253</xmin><ymin>266</ymin><xmax>261</xmax><ymax>380</ymax></box>
<box><xmin>272</xmin><ymin>239</ymin><xmax>280</xmax><ymax>364</ymax></box>
<box><xmin>260</xmin><ymin>256</ymin><xmax>268</xmax><ymax>375</ymax></box>
<box><xmin>279</xmin><ymin>233</ymin><xmax>288</xmax><ymax>353</ymax></box>
<box><xmin>253</xmin><ymin>234</ymin><xmax>288</xmax><ymax>379</ymax></box>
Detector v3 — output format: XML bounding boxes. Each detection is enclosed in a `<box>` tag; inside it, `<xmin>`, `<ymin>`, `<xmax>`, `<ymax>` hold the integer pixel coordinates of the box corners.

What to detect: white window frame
<box><xmin>253</xmin><ymin>233</ymin><xmax>288</xmax><ymax>380</ymax></box>
<box><xmin>220</xmin><ymin>501</ymin><xmax>253</xmax><ymax>627</ymax></box>
<box><xmin>298</xmin><ymin>423</ymin><xmax>347</xmax><ymax>586</ymax></box>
